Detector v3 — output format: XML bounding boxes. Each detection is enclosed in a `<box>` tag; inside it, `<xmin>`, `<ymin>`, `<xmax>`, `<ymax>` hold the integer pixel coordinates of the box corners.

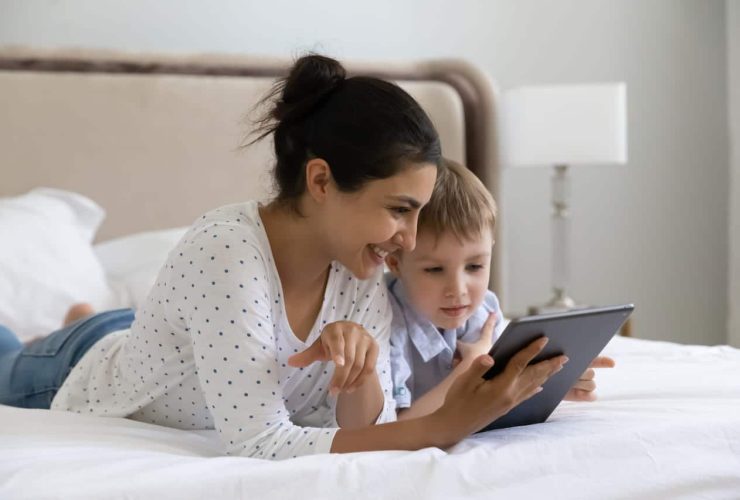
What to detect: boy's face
<box><xmin>386</xmin><ymin>227</ymin><xmax>493</xmax><ymax>330</ymax></box>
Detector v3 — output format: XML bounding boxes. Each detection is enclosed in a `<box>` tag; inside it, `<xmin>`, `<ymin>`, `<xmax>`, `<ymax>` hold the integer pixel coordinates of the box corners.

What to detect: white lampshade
<box><xmin>500</xmin><ymin>83</ymin><xmax>628</xmax><ymax>167</ymax></box>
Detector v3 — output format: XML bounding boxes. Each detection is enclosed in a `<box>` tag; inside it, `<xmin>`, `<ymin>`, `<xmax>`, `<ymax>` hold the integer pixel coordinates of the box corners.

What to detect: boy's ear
<box><xmin>385</xmin><ymin>253</ymin><xmax>402</xmax><ymax>276</ymax></box>
<box><xmin>305</xmin><ymin>158</ymin><xmax>332</xmax><ymax>203</ymax></box>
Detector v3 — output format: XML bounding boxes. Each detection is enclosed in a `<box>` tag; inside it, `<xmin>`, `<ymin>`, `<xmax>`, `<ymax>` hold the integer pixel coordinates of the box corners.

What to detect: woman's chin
<box><xmin>351</xmin><ymin>265</ymin><xmax>377</xmax><ymax>280</ymax></box>
<box><xmin>346</xmin><ymin>249</ymin><xmax>383</xmax><ymax>280</ymax></box>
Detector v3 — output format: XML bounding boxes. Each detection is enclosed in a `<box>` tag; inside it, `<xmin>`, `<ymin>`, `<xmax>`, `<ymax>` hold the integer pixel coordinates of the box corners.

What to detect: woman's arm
<box><xmin>335</xmin><ymin>371</ymin><xmax>384</xmax><ymax>429</ymax></box>
<box><xmin>332</xmin><ymin>343</ymin><xmax>566</xmax><ymax>453</ymax></box>
<box><xmin>332</xmin><ymin>411</ymin><xmax>456</xmax><ymax>452</ymax></box>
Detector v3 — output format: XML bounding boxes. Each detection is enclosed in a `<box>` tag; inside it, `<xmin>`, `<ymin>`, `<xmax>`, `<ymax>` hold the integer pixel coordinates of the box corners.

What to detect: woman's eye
<box><xmin>390</xmin><ymin>206</ymin><xmax>411</xmax><ymax>216</ymax></box>
<box><xmin>424</xmin><ymin>267</ymin><xmax>443</xmax><ymax>273</ymax></box>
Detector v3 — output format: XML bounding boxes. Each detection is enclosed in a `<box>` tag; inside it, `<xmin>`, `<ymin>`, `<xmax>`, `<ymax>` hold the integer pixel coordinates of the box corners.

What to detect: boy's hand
<box><xmin>453</xmin><ymin>312</ymin><xmax>497</xmax><ymax>368</ymax></box>
<box><xmin>563</xmin><ymin>356</ymin><xmax>616</xmax><ymax>402</ymax></box>
<box><xmin>287</xmin><ymin>321</ymin><xmax>379</xmax><ymax>396</ymax></box>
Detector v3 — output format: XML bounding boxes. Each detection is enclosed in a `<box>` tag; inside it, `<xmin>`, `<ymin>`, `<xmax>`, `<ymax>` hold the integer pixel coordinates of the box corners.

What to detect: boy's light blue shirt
<box><xmin>386</xmin><ymin>273</ymin><xmax>505</xmax><ymax>409</ymax></box>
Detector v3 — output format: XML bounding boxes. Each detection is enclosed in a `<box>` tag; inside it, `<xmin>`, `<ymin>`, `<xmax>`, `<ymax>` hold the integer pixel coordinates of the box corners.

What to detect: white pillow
<box><xmin>0</xmin><ymin>188</ymin><xmax>115</xmax><ymax>341</ymax></box>
<box><xmin>94</xmin><ymin>227</ymin><xmax>188</xmax><ymax>310</ymax></box>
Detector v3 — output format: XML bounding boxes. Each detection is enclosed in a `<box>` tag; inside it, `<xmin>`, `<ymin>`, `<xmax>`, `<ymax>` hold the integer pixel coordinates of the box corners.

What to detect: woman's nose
<box><xmin>392</xmin><ymin>227</ymin><xmax>416</xmax><ymax>252</ymax></box>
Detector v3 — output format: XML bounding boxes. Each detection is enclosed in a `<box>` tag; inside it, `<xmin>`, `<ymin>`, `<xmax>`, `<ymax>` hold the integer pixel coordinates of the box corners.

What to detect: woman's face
<box><xmin>324</xmin><ymin>163</ymin><xmax>437</xmax><ymax>280</ymax></box>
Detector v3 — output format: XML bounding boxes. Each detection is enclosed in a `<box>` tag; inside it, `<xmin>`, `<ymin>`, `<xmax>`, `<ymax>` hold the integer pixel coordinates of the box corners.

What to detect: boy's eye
<box><xmin>466</xmin><ymin>264</ymin><xmax>484</xmax><ymax>272</ymax></box>
<box><xmin>423</xmin><ymin>267</ymin><xmax>443</xmax><ymax>273</ymax></box>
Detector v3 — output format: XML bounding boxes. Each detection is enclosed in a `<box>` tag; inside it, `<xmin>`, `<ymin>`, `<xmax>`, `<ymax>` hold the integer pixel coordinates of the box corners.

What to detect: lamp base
<box><xmin>527</xmin><ymin>289</ymin><xmax>586</xmax><ymax>316</ymax></box>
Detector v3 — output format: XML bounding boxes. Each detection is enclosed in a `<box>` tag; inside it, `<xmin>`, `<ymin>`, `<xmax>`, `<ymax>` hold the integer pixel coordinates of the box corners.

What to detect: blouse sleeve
<box><xmin>169</xmin><ymin>222</ymin><xmax>336</xmax><ymax>460</ymax></box>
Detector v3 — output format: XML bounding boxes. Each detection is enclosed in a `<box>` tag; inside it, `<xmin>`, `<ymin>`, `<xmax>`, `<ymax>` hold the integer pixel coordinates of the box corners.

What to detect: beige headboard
<box><xmin>0</xmin><ymin>48</ymin><xmax>502</xmax><ymax>299</ymax></box>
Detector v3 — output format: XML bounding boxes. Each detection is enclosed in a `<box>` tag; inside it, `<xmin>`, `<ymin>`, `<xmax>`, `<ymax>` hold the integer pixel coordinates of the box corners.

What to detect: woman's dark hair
<box><xmin>250</xmin><ymin>54</ymin><xmax>442</xmax><ymax>211</ymax></box>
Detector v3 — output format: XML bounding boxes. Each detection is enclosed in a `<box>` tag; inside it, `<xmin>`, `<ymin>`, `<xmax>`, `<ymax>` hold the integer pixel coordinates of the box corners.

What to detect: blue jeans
<box><xmin>0</xmin><ymin>309</ymin><xmax>134</xmax><ymax>409</ymax></box>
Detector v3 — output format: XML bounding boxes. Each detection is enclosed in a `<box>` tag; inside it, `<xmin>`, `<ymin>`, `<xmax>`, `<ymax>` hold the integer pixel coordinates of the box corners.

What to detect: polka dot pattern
<box><xmin>51</xmin><ymin>201</ymin><xmax>396</xmax><ymax>460</ymax></box>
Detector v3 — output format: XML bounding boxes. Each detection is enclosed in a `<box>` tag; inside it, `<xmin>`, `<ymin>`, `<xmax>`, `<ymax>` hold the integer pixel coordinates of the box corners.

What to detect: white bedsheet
<box><xmin>2</xmin><ymin>336</ymin><xmax>739</xmax><ymax>500</ymax></box>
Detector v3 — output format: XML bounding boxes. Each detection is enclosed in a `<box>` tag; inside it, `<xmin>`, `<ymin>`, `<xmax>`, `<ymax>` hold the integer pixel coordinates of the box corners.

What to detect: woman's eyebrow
<box><xmin>387</xmin><ymin>195</ymin><xmax>421</xmax><ymax>209</ymax></box>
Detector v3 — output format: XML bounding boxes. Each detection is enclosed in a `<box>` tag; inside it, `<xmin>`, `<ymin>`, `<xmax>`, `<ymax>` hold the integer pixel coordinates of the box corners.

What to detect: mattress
<box><xmin>2</xmin><ymin>336</ymin><xmax>739</xmax><ymax>499</ymax></box>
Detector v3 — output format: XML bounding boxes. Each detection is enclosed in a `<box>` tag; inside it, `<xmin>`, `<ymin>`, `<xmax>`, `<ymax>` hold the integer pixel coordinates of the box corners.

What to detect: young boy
<box><xmin>386</xmin><ymin>159</ymin><xmax>613</xmax><ymax>420</ymax></box>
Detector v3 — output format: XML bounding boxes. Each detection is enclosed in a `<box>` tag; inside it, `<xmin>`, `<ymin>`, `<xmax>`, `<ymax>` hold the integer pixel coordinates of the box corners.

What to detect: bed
<box><xmin>1</xmin><ymin>48</ymin><xmax>739</xmax><ymax>500</ymax></box>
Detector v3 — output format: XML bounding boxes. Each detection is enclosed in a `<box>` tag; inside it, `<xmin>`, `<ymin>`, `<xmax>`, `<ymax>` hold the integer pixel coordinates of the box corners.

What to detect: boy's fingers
<box><xmin>480</xmin><ymin>312</ymin><xmax>497</xmax><ymax>342</ymax></box>
<box><xmin>590</xmin><ymin>356</ymin><xmax>616</xmax><ymax>369</ymax></box>
<box><xmin>572</xmin><ymin>379</ymin><xmax>597</xmax><ymax>392</ymax></box>
<box><xmin>579</xmin><ymin>368</ymin><xmax>596</xmax><ymax>381</ymax></box>
<box><xmin>569</xmin><ymin>388</ymin><xmax>598</xmax><ymax>402</ymax></box>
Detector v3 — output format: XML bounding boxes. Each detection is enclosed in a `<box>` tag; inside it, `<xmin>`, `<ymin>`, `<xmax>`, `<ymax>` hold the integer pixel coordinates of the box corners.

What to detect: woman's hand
<box><xmin>453</xmin><ymin>312</ymin><xmax>497</xmax><ymax>368</ymax></box>
<box><xmin>432</xmin><ymin>337</ymin><xmax>568</xmax><ymax>442</ymax></box>
<box><xmin>287</xmin><ymin>321</ymin><xmax>379</xmax><ymax>396</ymax></box>
<box><xmin>563</xmin><ymin>356</ymin><xmax>616</xmax><ymax>402</ymax></box>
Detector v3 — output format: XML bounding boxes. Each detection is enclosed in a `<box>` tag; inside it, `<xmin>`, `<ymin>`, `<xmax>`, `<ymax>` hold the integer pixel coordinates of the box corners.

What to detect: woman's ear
<box><xmin>305</xmin><ymin>158</ymin><xmax>332</xmax><ymax>203</ymax></box>
<box><xmin>385</xmin><ymin>253</ymin><xmax>402</xmax><ymax>276</ymax></box>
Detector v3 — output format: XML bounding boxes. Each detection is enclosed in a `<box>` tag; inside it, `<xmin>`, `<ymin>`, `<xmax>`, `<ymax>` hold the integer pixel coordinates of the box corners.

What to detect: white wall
<box><xmin>0</xmin><ymin>0</ymin><xmax>731</xmax><ymax>345</ymax></box>
<box><xmin>728</xmin><ymin>0</ymin><xmax>740</xmax><ymax>348</ymax></box>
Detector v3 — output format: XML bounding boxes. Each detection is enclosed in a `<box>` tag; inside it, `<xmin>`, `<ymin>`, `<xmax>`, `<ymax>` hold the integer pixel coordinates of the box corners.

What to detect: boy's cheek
<box><xmin>404</xmin><ymin>285</ymin><xmax>439</xmax><ymax>319</ymax></box>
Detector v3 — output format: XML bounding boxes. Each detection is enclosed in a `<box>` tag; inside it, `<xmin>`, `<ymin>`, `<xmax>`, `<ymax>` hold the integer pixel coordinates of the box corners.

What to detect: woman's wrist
<box><xmin>422</xmin><ymin>411</ymin><xmax>465</xmax><ymax>449</ymax></box>
<box><xmin>335</xmin><ymin>372</ymin><xmax>384</xmax><ymax>429</ymax></box>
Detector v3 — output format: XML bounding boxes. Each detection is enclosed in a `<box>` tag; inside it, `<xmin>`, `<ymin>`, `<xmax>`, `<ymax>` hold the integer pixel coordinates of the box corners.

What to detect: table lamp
<box><xmin>500</xmin><ymin>83</ymin><xmax>627</xmax><ymax>314</ymax></box>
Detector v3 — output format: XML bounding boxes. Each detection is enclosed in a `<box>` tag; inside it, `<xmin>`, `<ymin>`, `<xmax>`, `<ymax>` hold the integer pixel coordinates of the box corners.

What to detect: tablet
<box><xmin>478</xmin><ymin>304</ymin><xmax>634</xmax><ymax>432</ymax></box>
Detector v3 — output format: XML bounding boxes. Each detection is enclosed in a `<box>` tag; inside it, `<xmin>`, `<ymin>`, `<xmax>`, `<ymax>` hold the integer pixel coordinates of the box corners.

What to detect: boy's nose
<box><xmin>445</xmin><ymin>277</ymin><xmax>467</xmax><ymax>298</ymax></box>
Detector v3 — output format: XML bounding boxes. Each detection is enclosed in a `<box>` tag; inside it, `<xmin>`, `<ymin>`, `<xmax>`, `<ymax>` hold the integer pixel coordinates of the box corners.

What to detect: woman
<box><xmin>0</xmin><ymin>55</ymin><xmax>566</xmax><ymax>460</ymax></box>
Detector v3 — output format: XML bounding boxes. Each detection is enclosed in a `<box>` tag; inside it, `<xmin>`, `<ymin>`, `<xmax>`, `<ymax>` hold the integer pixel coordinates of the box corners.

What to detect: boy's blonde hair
<box><xmin>417</xmin><ymin>158</ymin><xmax>497</xmax><ymax>242</ymax></box>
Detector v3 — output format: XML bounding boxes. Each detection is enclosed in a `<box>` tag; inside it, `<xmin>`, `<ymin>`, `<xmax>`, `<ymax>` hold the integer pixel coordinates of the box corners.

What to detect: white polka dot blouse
<box><xmin>51</xmin><ymin>201</ymin><xmax>397</xmax><ymax>460</ymax></box>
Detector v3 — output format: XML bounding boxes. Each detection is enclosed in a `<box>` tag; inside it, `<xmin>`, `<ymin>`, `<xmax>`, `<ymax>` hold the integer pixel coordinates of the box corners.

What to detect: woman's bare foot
<box><xmin>23</xmin><ymin>303</ymin><xmax>97</xmax><ymax>347</ymax></box>
<box><xmin>63</xmin><ymin>303</ymin><xmax>95</xmax><ymax>327</ymax></box>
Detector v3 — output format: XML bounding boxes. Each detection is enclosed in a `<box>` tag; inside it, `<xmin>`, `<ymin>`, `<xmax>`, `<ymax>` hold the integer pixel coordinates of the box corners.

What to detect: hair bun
<box><xmin>282</xmin><ymin>55</ymin><xmax>346</xmax><ymax>103</ymax></box>
<box><xmin>272</xmin><ymin>54</ymin><xmax>346</xmax><ymax>121</ymax></box>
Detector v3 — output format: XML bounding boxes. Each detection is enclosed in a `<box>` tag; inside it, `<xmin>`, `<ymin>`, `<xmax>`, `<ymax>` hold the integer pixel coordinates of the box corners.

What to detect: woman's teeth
<box><xmin>371</xmin><ymin>245</ymin><xmax>389</xmax><ymax>258</ymax></box>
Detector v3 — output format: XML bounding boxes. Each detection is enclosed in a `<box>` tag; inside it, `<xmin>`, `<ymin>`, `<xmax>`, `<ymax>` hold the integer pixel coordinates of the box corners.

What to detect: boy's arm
<box><xmin>397</xmin><ymin>358</ymin><xmax>473</xmax><ymax>420</ymax></box>
<box><xmin>397</xmin><ymin>313</ymin><xmax>497</xmax><ymax>421</ymax></box>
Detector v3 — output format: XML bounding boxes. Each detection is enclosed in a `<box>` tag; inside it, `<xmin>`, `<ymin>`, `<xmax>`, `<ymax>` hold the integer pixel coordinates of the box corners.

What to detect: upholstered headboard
<box><xmin>0</xmin><ymin>48</ymin><xmax>502</xmax><ymax>299</ymax></box>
